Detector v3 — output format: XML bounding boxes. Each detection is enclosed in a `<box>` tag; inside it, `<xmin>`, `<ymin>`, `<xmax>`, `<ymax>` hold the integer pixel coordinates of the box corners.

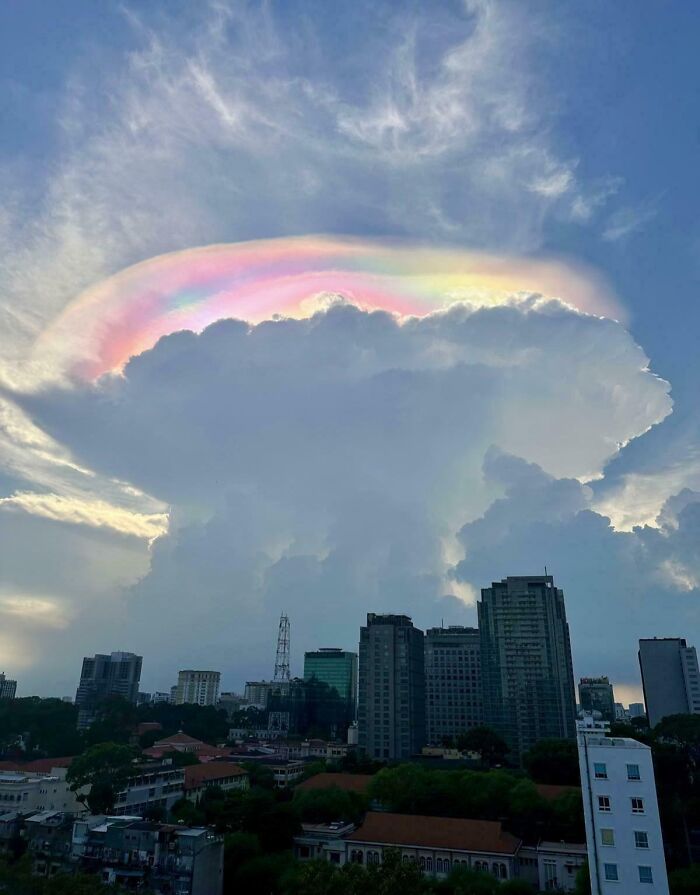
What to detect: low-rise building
<box><xmin>184</xmin><ymin>763</ymin><xmax>249</xmax><ymax>802</ymax></box>
<box><xmin>0</xmin><ymin>810</ymin><xmax>23</xmax><ymax>858</ymax></box>
<box><xmin>144</xmin><ymin>732</ymin><xmax>234</xmax><ymax>762</ymax></box>
<box><xmin>0</xmin><ymin>768</ymin><xmax>84</xmax><ymax>815</ymax></box>
<box><xmin>341</xmin><ymin>812</ymin><xmax>520</xmax><ymax>879</ymax></box>
<box><xmin>113</xmin><ymin>762</ymin><xmax>184</xmax><ymax>817</ymax></box>
<box><xmin>517</xmin><ymin>841</ymin><xmax>587</xmax><ymax>891</ymax></box>
<box><xmin>24</xmin><ymin>811</ymin><xmax>75</xmax><ymax>878</ymax></box>
<box><xmin>25</xmin><ymin>813</ymin><xmax>223</xmax><ymax>894</ymax></box>
<box><xmin>294</xmin><ymin>821</ymin><xmax>356</xmax><ymax>863</ymax></box>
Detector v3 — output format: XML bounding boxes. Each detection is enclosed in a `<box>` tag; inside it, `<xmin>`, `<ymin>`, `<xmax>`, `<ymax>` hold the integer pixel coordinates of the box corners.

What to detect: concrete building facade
<box><xmin>424</xmin><ymin>626</ymin><xmax>482</xmax><ymax>745</ymax></box>
<box><xmin>638</xmin><ymin>637</ymin><xmax>700</xmax><ymax>727</ymax></box>
<box><xmin>75</xmin><ymin>652</ymin><xmax>142</xmax><ymax>729</ymax></box>
<box><xmin>0</xmin><ymin>673</ymin><xmax>17</xmax><ymax>700</ymax></box>
<box><xmin>358</xmin><ymin>613</ymin><xmax>425</xmax><ymax>760</ymax></box>
<box><xmin>478</xmin><ymin>576</ymin><xmax>577</xmax><ymax>760</ymax></box>
<box><xmin>577</xmin><ymin>716</ymin><xmax>669</xmax><ymax>894</ymax></box>
<box><xmin>0</xmin><ymin>768</ymin><xmax>83</xmax><ymax>815</ymax></box>
<box><xmin>175</xmin><ymin>670</ymin><xmax>221</xmax><ymax>707</ymax></box>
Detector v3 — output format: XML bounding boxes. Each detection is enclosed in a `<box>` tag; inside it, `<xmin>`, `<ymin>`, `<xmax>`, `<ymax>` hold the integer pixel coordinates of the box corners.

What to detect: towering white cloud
<box><xmin>8</xmin><ymin>299</ymin><xmax>675</xmax><ymax>691</ymax></box>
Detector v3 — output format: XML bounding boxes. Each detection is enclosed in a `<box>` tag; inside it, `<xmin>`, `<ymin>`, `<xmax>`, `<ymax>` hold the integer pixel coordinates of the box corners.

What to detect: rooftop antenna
<box><xmin>269</xmin><ymin>612</ymin><xmax>291</xmax><ymax>736</ymax></box>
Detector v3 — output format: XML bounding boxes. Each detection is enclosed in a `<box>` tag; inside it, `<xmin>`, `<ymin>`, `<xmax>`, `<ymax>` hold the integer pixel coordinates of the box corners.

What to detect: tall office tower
<box><xmin>628</xmin><ymin>703</ymin><xmax>646</xmax><ymax>719</ymax></box>
<box><xmin>638</xmin><ymin>638</ymin><xmax>700</xmax><ymax>728</ymax></box>
<box><xmin>579</xmin><ymin>676</ymin><xmax>616</xmax><ymax>724</ymax></box>
<box><xmin>175</xmin><ymin>670</ymin><xmax>221</xmax><ymax>706</ymax></box>
<box><xmin>75</xmin><ymin>652</ymin><xmax>142</xmax><ymax>729</ymax></box>
<box><xmin>577</xmin><ymin>715</ymin><xmax>670</xmax><ymax>894</ymax></box>
<box><xmin>478</xmin><ymin>576</ymin><xmax>577</xmax><ymax>761</ymax></box>
<box><xmin>358</xmin><ymin>614</ymin><xmax>425</xmax><ymax>760</ymax></box>
<box><xmin>425</xmin><ymin>626</ymin><xmax>482</xmax><ymax>745</ymax></box>
<box><xmin>304</xmin><ymin>648</ymin><xmax>358</xmax><ymax>723</ymax></box>
<box><xmin>0</xmin><ymin>672</ymin><xmax>17</xmax><ymax>700</ymax></box>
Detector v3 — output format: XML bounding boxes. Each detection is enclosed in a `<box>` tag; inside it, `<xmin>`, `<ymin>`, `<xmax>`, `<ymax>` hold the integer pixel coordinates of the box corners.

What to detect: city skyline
<box><xmin>7</xmin><ymin>595</ymin><xmax>689</xmax><ymax>708</ymax></box>
<box><xmin>1</xmin><ymin>2</ymin><xmax>699</xmax><ymax>701</ymax></box>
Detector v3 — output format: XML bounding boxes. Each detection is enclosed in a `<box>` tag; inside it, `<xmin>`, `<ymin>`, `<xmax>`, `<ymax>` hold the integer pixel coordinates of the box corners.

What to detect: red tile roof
<box><xmin>535</xmin><ymin>783</ymin><xmax>581</xmax><ymax>802</ymax></box>
<box><xmin>295</xmin><ymin>773</ymin><xmax>374</xmax><ymax>794</ymax></box>
<box><xmin>0</xmin><ymin>757</ymin><xmax>74</xmax><ymax>774</ymax></box>
<box><xmin>153</xmin><ymin>732</ymin><xmax>205</xmax><ymax>747</ymax></box>
<box><xmin>184</xmin><ymin>762</ymin><xmax>248</xmax><ymax>791</ymax></box>
<box><xmin>345</xmin><ymin>812</ymin><xmax>521</xmax><ymax>855</ymax></box>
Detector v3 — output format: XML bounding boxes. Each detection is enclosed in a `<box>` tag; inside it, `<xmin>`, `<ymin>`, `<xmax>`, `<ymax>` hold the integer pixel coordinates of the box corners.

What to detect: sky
<box><xmin>1</xmin><ymin>0</ymin><xmax>699</xmax><ymax>704</ymax></box>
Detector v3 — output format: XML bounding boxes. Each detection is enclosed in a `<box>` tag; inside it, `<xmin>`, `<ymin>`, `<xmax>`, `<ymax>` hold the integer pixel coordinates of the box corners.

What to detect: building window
<box><xmin>634</xmin><ymin>831</ymin><xmax>649</xmax><ymax>849</ymax></box>
<box><xmin>604</xmin><ymin>863</ymin><xmax>619</xmax><ymax>882</ymax></box>
<box><xmin>436</xmin><ymin>858</ymin><xmax>443</xmax><ymax>873</ymax></box>
<box><xmin>601</xmin><ymin>829</ymin><xmax>615</xmax><ymax>847</ymax></box>
<box><xmin>594</xmin><ymin>762</ymin><xmax>608</xmax><ymax>779</ymax></box>
<box><xmin>627</xmin><ymin>763</ymin><xmax>641</xmax><ymax>781</ymax></box>
<box><xmin>631</xmin><ymin>798</ymin><xmax>645</xmax><ymax>814</ymax></box>
<box><xmin>639</xmin><ymin>866</ymin><xmax>653</xmax><ymax>884</ymax></box>
<box><xmin>598</xmin><ymin>796</ymin><xmax>611</xmax><ymax>812</ymax></box>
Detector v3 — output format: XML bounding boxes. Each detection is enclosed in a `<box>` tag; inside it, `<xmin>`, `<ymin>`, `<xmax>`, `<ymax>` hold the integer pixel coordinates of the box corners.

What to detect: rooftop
<box><xmin>295</xmin><ymin>773</ymin><xmax>374</xmax><ymax>794</ymax></box>
<box><xmin>184</xmin><ymin>762</ymin><xmax>248</xmax><ymax>790</ymax></box>
<box><xmin>345</xmin><ymin>812</ymin><xmax>521</xmax><ymax>855</ymax></box>
<box><xmin>538</xmin><ymin>841</ymin><xmax>587</xmax><ymax>855</ymax></box>
<box><xmin>0</xmin><ymin>757</ymin><xmax>74</xmax><ymax>774</ymax></box>
<box><xmin>583</xmin><ymin>736</ymin><xmax>649</xmax><ymax>750</ymax></box>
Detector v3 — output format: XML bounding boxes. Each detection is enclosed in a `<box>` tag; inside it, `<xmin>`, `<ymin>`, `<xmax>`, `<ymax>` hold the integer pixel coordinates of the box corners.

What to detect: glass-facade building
<box><xmin>303</xmin><ymin>648</ymin><xmax>357</xmax><ymax>724</ymax></box>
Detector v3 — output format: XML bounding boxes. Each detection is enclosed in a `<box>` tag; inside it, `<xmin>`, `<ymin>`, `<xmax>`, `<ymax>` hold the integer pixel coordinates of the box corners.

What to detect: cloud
<box><xmin>0</xmin><ymin>0</ymin><xmax>616</xmax><ymax>384</ymax></box>
<box><xmin>11</xmin><ymin>300</ymin><xmax>673</xmax><ymax>691</ymax></box>
<box><xmin>0</xmin><ymin>492</ymin><xmax>168</xmax><ymax>540</ymax></box>
<box><xmin>454</xmin><ymin>449</ymin><xmax>700</xmax><ymax>695</ymax></box>
<box><xmin>603</xmin><ymin>199</ymin><xmax>659</xmax><ymax>242</ymax></box>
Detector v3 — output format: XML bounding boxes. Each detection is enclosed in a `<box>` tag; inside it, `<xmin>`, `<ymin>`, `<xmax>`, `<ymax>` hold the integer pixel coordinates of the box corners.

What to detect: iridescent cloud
<box><xmin>29</xmin><ymin>236</ymin><xmax>624</xmax><ymax>383</ymax></box>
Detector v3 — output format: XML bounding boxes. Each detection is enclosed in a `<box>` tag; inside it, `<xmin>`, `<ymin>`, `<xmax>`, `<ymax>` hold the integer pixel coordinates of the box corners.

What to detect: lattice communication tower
<box><xmin>273</xmin><ymin>612</ymin><xmax>290</xmax><ymax>682</ymax></box>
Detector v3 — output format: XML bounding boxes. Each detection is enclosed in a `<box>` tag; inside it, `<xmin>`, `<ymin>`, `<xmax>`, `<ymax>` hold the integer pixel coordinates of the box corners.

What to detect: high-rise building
<box><xmin>579</xmin><ymin>677</ymin><xmax>616</xmax><ymax>724</ymax></box>
<box><xmin>424</xmin><ymin>626</ymin><xmax>482</xmax><ymax>745</ymax></box>
<box><xmin>577</xmin><ymin>715</ymin><xmax>670</xmax><ymax>893</ymax></box>
<box><xmin>478</xmin><ymin>575</ymin><xmax>577</xmax><ymax>761</ymax></box>
<box><xmin>638</xmin><ymin>638</ymin><xmax>700</xmax><ymax>728</ymax></box>
<box><xmin>0</xmin><ymin>672</ymin><xmax>17</xmax><ymax>700</ymax></box>
<box><xmin>628</xmin><ymin>703</ymin><xmax>646</xmax><ymax>719</ymax></box>
<box><xmin>75</xmin><ymin>652</ymin><xmax>142</xmax><ymax>730</ymax></box>
<box><xmin>304</xmin><ymin>648</ymin><xmax>358</xmax><ymax>723</ymax></box>
<box><xmin>358</xmin><ymin>613</ymin><xmax>425</xmax><ymax>760</ymax></box>
<box><xmin>175</xmin><ymin>670</ymin><xmax>221</xmax><ymax>706</ymax></box>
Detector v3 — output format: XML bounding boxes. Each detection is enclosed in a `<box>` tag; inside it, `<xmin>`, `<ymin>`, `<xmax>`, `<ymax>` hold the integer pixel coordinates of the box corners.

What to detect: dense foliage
<box><xmin>0</xmin><ymin>698</ymin><xmax>83</xmax><ymax>758</ymax></box>
<box><xmin>367</xmin><ymin>764</ymin><xmax>584</xmax><ymax>843</ymax></box>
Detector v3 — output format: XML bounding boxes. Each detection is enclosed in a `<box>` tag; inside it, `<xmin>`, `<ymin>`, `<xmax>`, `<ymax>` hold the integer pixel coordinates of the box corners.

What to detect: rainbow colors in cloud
<box><xmin>33</xmin><ymin>236</ymin><xmax>624</xmax><ymax>381</ymax></box>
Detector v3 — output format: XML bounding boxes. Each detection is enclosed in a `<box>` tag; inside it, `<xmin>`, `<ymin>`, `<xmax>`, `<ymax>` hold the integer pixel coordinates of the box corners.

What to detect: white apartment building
<box><xmin>577</xmin><ymin>717</ymin><xmax>669</xmax><ymax>893</ymax></box>
<box><xmin>175</xmin><ymin>670</ymin><xmax>221</xmax><ymax>707</ymax></box>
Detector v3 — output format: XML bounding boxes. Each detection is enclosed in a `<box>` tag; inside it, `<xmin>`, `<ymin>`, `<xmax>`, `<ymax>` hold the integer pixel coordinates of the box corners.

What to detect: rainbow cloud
<box><xmin>31</xmin><ymin>236</ymin><xmax>624</xmax><ymax>382</ymax></box>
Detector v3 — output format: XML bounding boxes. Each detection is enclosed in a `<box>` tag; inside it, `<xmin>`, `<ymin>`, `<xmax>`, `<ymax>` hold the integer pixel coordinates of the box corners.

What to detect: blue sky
<box><xmin>0</xmin><ymin>1</ymin><xmax>698</xmax><ymax>702</ymax></box>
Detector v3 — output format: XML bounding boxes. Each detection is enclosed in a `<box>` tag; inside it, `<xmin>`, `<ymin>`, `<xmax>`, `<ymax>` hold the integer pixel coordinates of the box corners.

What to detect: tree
<box><xmin>456</xmin><ymin>727</ymin><xmax>509</xmax><ymax>767</ymax></box>
<box><xmin>66</xmin><ymin>742</ymin><xmax>136</xmax><ymax>813</ymax></box>
<box><xmin>0</xmin><ymin>697</ymin><xmax>83</xmax><ymax>759</ymax></box>
<box><xmin>523</xmin><ymin>738</ymin><xmax>580</xmax><ymax>786</ymax></box>
<box><xmin>84</xmin><ymin>696</ymin><xmax>139</xmax><ymax>746</ymax></box>
<box><xmin>669</xmin><ymin>864</ymin><xmax>700</xmax><ymax>895</ymax></box>
<box><xmin>655</xmin><ymin>714</ymin><xmax>700</xmax><ymax>750</ymax></box>
<box><xmin>573</xmin><ymin>862</ymin><xmax>590</xmax><ymax>895</ymax></box>
<box><xmin>293</xmin><ymin>786</ymin><xmax>367</xmax><ymax>824</ymax></box>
